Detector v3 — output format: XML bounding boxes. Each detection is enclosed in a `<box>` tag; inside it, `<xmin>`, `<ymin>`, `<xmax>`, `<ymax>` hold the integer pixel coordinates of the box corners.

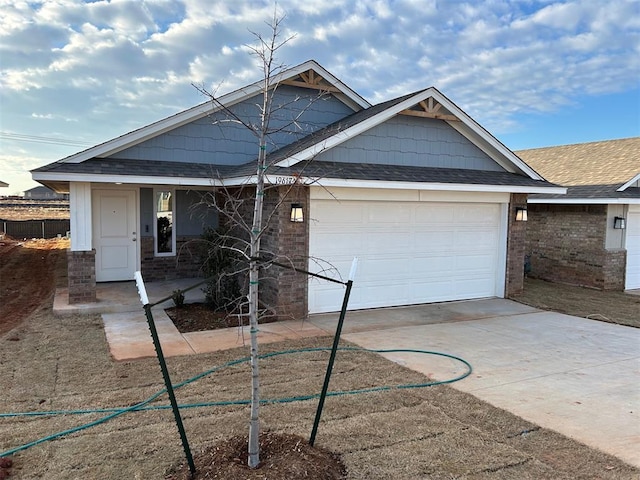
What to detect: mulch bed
<box><xmin>165</xmin><ymin>303</ymin><xmax>277</xmax><ymax>333</ymax></box>
<box><xmin>166</xmin><ymin>432</ymin><xmax>345</xmax><ymax>479</ymax></box>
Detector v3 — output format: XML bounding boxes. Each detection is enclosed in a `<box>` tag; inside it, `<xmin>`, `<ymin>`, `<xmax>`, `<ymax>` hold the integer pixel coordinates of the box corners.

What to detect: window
<box><xmin>154</xmin><ymin>190</ymin><xmax>175</xmax><ymax>256</ymax></box>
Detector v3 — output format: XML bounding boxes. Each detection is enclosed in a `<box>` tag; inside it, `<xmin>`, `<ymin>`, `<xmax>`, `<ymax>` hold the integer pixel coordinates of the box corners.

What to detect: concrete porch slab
<box><xmin>53</xmin><ymin>277</ymin><xmax>207</xmax><ymax>316</ymax></box>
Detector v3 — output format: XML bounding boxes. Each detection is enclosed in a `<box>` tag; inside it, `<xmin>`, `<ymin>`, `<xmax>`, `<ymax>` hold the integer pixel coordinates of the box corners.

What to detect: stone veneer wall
<box><xmin>67</xmin><ymin>249</ymin><xmax>96</xmax><ymax>304</ymax></box>
<box><xmin>525</xmin><ymin>204</ymin><xmax>626</xmax><ymax>290</ymax></box>
<box><xmin>505</xmin><ymin>193</ymin><xmax>528</xmax><ymax>297</ymax></box>
<box><xmin>140</xmin><ymin>236</ymin><xmax>207</xmax><ymax>281</ymax></box>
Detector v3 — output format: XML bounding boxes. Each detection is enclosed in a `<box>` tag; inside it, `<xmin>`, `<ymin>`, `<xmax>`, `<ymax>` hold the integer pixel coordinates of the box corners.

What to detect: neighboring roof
<box><xmin>517</xmin><ymin>137</ymin><xmax>640</xmax><ymax>203</ymax></box>
<box><xmin>0</xmin><ymin>181</ymin><xmax>8</xmax><ymax>188</ymax></box>
<box><xmin>25</xmin><ymin>185</ymin><xmax>56</xmax><ymax>193</ymax></box>
<box><xmin>57</xmin><ymin>60</ymin><xmax>371</xmax><ymax>165</ymax></box>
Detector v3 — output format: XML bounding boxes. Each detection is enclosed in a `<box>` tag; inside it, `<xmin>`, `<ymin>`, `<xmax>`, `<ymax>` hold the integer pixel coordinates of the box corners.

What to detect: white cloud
<box><xmin>0</xmin><ymin>0</ymin><xmax>638</xmax><ymax>195</ymax></box>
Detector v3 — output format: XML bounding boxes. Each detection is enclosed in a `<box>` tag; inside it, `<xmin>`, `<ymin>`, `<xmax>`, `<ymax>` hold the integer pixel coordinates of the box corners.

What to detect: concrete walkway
<box><xmin>60</xmin><ymin>283</ymin><xmax>639</xmax><ymax>468</ymax></box>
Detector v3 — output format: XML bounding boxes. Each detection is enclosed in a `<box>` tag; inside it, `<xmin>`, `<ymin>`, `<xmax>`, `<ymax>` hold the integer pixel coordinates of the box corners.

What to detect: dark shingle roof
<box><xmin>517</xmin><ymin>137</ymin><xmax>640</xmax><ymax>200</ymax></box>
<box><xmin>277</xmin><ymin>161</ymin><xmax>552</xmax><ymax>188</ymax></box>
<box><xmin>33</xmin><ymin>158</ymin><xmax>240</xmax><ymax>179</ymax></box>
<box><xmin>34</xmin><ymin>156</ymin><xmax>557</xmax><ymax>190</ymax></box>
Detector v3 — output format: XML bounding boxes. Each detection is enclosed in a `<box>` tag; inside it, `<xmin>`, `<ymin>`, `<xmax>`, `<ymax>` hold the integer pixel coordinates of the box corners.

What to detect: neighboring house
<box><xmin>24</xmin><ymin>186</ymin><xmax>68</xmax><ymax>200</ymax></box>
<box><xmin>0</xmin><ymin>181</ymin><xmax>8</xmax><ymax>188</ymax></box>
<box><xmin>32</xmin><ymin>60</ymin><xmax>563</xmax><ymax>316</ymax></box>
<box><xmin>518</xmin><ymin>138</ymin><xmax>640</xmax><ymax>291</ymax></box>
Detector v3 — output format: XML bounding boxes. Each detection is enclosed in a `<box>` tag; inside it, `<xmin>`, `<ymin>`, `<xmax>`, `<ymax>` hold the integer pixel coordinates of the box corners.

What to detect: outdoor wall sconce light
<box><xmin>515</xmin><ymin>207</ymin><xmax>528</xmax><ymax>222</ymax></box>
<box><xmin>613</xmin><ymin>216</ymin><xmax>626</xmax><ymax>229</ymax></box>
<box><xmin>290</xmin><ymin>203</ymin><xmax>304</xmax><ymax>223</ymax></box>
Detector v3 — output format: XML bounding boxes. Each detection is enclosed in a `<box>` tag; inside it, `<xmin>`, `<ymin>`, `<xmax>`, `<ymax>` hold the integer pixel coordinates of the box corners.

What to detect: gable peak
<box><xmin>399</xmin><ymin>95</ymin><xmax>459</xmax><ymax>122</ymax></box>
<box><xmin>281</xmin><ymin>68</ymin><xmax>342</xmax><ymax>94</ymax></box>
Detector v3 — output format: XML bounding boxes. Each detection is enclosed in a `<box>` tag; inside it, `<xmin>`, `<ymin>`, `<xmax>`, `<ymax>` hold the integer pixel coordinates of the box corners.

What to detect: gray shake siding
<box><xmin>316</xmin><ymin>116</ymin><xmax>504</xmax><ymax>171</ymax></box>
<box><xmin>111</xmin><ymin>86</ymin><xmax>355</xmax><ymax>164</ymax></box>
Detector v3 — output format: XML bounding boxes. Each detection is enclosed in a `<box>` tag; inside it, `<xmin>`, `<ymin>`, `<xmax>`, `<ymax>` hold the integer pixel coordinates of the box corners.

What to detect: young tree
<box><xmin>194</xmin><ymin>11</ymin><xmax>332</xmax><ymax>468</ymax></box>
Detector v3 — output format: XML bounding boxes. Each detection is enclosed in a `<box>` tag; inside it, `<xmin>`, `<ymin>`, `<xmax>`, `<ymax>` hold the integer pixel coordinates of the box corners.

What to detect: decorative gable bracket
<box><xmin>281</xmin><ymin>69</ymin><xmax>342</xmax><ymax>93</ymax></box>
<box><xmin>400</xmin><ymin>97</ymin><xmax>459</xmax><ymax>122</ymax></box>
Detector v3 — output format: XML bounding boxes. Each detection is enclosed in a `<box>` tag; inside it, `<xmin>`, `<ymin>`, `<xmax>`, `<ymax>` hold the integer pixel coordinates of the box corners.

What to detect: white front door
<box><xmin>626</xmin><ymin>206</ymin><xmax>640</xmax><ymax>290</ymax></box>
<box><xmin>92</xmin><ymin>189</ymin><xmax>138</xmax><ymax>282</ymax></box>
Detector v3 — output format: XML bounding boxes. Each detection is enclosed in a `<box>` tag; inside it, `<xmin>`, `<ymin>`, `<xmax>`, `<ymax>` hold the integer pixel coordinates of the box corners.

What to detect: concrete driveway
<box><xmin>310</xmin><ymin>299</ymin><xmax>640</xmax><ymax>468</ymax></box>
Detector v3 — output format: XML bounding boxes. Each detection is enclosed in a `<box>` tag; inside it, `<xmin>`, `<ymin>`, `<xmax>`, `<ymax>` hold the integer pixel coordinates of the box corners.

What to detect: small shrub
<box><xmin>201</xmin><ymin>227</ymin><xmax>242</xmax><ymax>312</ymax></box>
<box><xmin>172</xmin><ymin>289</ymin><xmax>185</xmax><ymax>308</ymax></box>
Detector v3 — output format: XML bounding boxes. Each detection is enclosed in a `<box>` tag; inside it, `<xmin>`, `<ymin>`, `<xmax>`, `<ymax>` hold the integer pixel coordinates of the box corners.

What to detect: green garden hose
<box><xmin>0</xmin><ymin>346</ymin><xmax>472</xmax><ymax>458</ymax></box>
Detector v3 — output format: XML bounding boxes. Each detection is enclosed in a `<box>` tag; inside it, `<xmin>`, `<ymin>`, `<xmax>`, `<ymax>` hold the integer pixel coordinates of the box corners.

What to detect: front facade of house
<box><xmin>518</xmin><ymin>138</ymin><xmax>640</xmax><ymax>291</ymax></box>
<box><xmin>33</xmin><ymin>61</ymin><xmax>563</xmax><ymax>317</ymax></box>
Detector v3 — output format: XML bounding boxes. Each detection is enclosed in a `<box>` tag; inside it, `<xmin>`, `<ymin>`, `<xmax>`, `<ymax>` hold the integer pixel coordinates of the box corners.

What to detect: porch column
<box><xmin>67</xmin><ymin>182</ymin><xmax>96</xmax><ymax>303</ymax></box>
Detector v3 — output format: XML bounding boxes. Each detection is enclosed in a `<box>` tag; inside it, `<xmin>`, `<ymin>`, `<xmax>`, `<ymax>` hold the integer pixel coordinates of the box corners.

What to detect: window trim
<box><xmin>153</xmin><ymin>188</ymin><xmax>176</xmax><ymax>257</ymax></box>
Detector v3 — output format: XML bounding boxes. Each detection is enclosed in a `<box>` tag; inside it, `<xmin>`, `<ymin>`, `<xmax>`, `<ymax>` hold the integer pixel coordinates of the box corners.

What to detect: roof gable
<box><xmin>60</xmin><ymin>60</ymin><xmax>370</xmax><ymax>164</ymax></box>
<box><xmin>274</xmin><ymin>88</ymin><xmax>543</xmax><ymax>180</ymax></box>
<box><xmin>108</xmin><ymin>84</ymin><xmax>356</xmax><ymax>165</ymax></box>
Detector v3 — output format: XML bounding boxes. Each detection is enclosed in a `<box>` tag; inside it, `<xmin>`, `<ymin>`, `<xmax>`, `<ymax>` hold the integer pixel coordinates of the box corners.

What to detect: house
<box><xmin>24</xmin><ymin>186</ymin><xmax>68</xmax><ymax>200</ymax></box>
<box><xmin>32</xmin><ymin>60</ymin><xmax>563</xmax><ymax>317</ymax></box>
<box><xmin>517</xmin><ymin>138</ymin><xmax>640</xmax><ymax>291</ymax></box>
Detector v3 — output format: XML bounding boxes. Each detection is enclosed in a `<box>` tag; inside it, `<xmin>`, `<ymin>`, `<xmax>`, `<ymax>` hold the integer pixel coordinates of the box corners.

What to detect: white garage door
<box><xmin>308</xmin><ymin>200</ymin><xmax>505</xmax><ymax>313</ymax></box>
<box><xmin>626</xmin><ymin>206</ymin><xmax>640</xmax><ymax>290</ymax></box>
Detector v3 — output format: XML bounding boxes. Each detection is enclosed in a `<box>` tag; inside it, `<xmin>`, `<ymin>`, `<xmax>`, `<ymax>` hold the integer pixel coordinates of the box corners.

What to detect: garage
<box><xmin>308</xmin><ymin>189</ymin><xmax>508</xmax><ymax>313</ymax></box>
<box><xmin>626</xmin><ymin>205</ymin><xmax>640</xmax><ymax>290</ymax></box>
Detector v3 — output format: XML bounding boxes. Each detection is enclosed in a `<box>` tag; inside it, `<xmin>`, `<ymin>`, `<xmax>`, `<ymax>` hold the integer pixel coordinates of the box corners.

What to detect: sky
<box><xmin>1</xmin><ymin>0</ymin><xmax>639</xmax><ymax>195</ymax></box>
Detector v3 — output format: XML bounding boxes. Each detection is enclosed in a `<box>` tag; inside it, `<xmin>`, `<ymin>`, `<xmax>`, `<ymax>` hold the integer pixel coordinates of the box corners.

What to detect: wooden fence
<box><xmin>0</xmin><ymin>219</ymin><xmax>70</xmax><ymax>239</ymax></box>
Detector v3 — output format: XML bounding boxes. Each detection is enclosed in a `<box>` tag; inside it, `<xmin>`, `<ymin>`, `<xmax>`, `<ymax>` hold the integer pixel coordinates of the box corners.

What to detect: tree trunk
<box><xmin>247</xmin><ymin>91</ymin><xmax>269</xmax><ymax>469</ymax></box>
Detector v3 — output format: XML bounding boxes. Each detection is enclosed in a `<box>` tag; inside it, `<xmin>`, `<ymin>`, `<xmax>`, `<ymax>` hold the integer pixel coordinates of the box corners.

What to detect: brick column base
<box><xmin>67</xmin><ymin>249</ymin><xmax>96</xmax><ymax>304</ymax></box>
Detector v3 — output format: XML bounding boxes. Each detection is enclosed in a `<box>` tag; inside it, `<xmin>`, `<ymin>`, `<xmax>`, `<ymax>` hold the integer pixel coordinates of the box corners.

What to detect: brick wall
<box><xmin>228</xmin><ymin>185</ymin><xmax>310</xmax><ymax>320</ymax></box>
<box><xmin>525</xmin><ymin>204</ymin><xmax>626</xmax><ymax>290</ymax></box>
<box><xmin>265</xmin><ymin>186</ymin><xmax>309</xmax><ymax>320</ymax></box>
<box><xmin>140</xmin><ymin>236</ymin><xmax>207</xmax><ymax>281</ymax></box>
<box><xmin>505</xmin><ymin>193</ymin><xmax>528</xmax><ymax>297</ymax></box>
<box><xmin>67</xmin><ymin>249</ymin><xmax>96</xmax><ymax>304</ymax></box>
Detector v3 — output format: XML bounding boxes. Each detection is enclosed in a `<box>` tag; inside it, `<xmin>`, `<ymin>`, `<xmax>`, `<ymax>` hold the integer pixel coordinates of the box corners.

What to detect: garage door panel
<box><xmin>411</xmin><ymin>255</ymin><xmax>454</xmax><ymax>275</ymax></box>
<box><xmin>414</xmin><ymin>230</ymin><xmax>455</xmax><ymax>250</ymax></box>
<box><xmin>455</xmin><ymin>252</ymin><xmax>496</xmax><ymax>270</ymax></box>
<box><xmin>309</xmin><ymin>199</ymin><xmax>504</xmax><ymax>313</ymax></box>
<box><xmin>455</xmin><ymin>204</ymin><xmax>499</xmax><ymax>224</ymax></box>
<box><xmin>455</xmin><ymin>277</ymin><xmax>495</xmax><ymax>297</ymax></box>
<box><xmin>310</xmin><ymin>232</ymin><xmax>363</xmax><ymax>255</ymax></box>
<box><xmin>455</xmin><ymin>229</ymin><xmax>497</xmax><ymax>248</ymax></box>
<box><xmin>364</xmin><ymin>231</ymin><xmax>413</xmax><ymax>251</ymax></box>
<box><xmin>313</xmin><ymin>202</ymin><xmax>365</xmax><ymax>224</ymax></box>
<box><xmin>415</xmin><ymin>204</ymin><xmax>454</xmax><ymax>223</ymax></box>
<box><xmin>368</xmin><ymin>204</ymin><xmax>412</xmax><ymax>223</ymax></box>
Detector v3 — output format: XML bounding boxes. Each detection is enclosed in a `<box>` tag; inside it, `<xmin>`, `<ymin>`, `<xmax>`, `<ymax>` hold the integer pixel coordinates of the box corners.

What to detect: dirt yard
<box><xmin>0</xmin><ymin>240</ymin><xmax>638</xmax><ymax>478</ymax></box>
<box><xmin>515</xmin><ymin>277</ymin><xmax>640</xmax><ymax>328</ymax></box>
<box><xmin>0</xmin><ymin>236</ymin><xmax>69</xmax><ymax>336</ymax></box>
